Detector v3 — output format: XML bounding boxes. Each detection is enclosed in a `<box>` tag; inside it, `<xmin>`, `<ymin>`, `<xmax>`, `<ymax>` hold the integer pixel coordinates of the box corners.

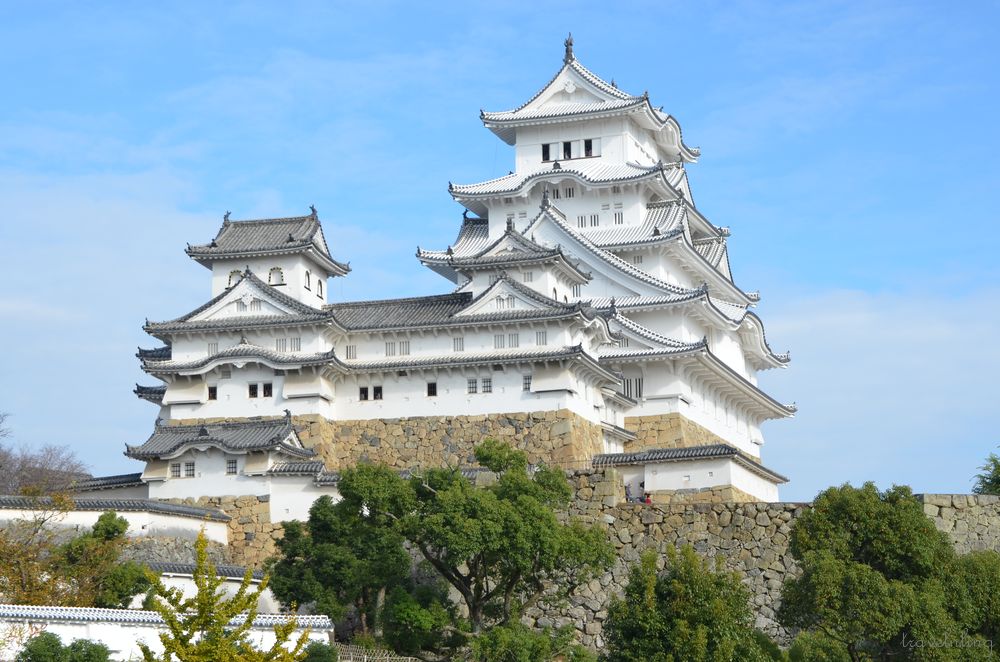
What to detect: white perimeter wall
<box><xmin>0</xmin><ymin>508</ymin><xmax>228</xmax><ymax>544</ymax></box>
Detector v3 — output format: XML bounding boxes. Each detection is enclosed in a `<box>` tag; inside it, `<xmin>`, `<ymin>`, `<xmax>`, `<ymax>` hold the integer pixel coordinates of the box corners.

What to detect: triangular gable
<box><xmin>188</xmin><ymin>274</ymin><xmax>318</xmax><ymax>323</ymax></box>
<box><xmin>494</xmin><ymin>57</ymin><xmax>638</xmax><ymax>118</ymax></box>
<box><xmin>454</xmin><ymin>276</ymin><xmax>569</xmax><ymax>317</ymax></box>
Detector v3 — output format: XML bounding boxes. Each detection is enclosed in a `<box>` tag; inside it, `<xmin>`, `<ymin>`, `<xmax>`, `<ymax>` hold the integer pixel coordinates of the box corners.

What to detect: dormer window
<box><xmin>305</xmin><ymin>271</ymin><xmax>311</xmax><ymax>291</ymax></box>
<box><xmin>268</xmin><ymin>267</ymin><xmax>285</xmax><ymax>285</ymax></box>
<box><xmin>228</xmin><ymin>271</ymin><xmax>243</xmax><ymax>288</ymax></box>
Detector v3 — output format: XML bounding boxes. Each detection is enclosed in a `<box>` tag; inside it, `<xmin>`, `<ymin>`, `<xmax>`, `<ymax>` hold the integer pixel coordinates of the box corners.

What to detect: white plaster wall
<box><xmin>145</xmin><ymin>448</ymin><xmax>268</xmax><ymax>501</ymax></box>
<box><xmin>209</xmin><ymin>255</ymin><xmax>333</xmax><ymax>308</ymax></box>
<box><xmin>0</xmin><ymin>508</ymin><xmax>228</xmax><ymax>544</ymax></box>
<box><xmin>269</xmin><ymin>479</ymin><xmax>340</xmax><ymax>523</ymax></box>
<box><xmin>643</xmin><ymin>457</ymin><xmax>733</xmax><ymax>492</ymax></box>
<box><xmin>127</xmin><ymin>573</ymin><xmax>281</xmax><ymax>613</ymax></box>
<box><xmin>729</xmin><ymin>462</ymin><xmax>781</xmax><ymax>502</ymax></box>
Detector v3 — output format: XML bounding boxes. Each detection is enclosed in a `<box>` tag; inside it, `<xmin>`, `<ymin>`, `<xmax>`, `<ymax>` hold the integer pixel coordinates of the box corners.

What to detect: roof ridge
<box><xmin>327</xmin><ymin>291</ymin><xmax>472</xmax><ymax>309</ymax></box>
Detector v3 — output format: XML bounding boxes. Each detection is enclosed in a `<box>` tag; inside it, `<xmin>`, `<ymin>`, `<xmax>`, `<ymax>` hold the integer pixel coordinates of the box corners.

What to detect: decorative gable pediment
<box><xmin>454</xmin><ymin>277</ymin><xmax>564</xmax><ymax>317</ymax></box>
<box><xmin>190</xmin><ymin>275</ymin><xmax>310</xmax><ymax>322</ymax></box>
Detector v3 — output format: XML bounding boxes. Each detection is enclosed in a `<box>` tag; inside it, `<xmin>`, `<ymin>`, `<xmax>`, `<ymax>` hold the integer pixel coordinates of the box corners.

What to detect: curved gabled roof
<box><xmin>450</xmin><ymin>160</ymin><xmax>682</xmax><ymax>198</ymax></box>
<box><xmin>592</xmin><ymin>443</ymin><xmax>788</xmax><ymax>484</ymax></box>
<box><xmin>141</xmin><ymin>339</ymin><xmax>341</xmax><ymax>376</ymax></box>
<box><xmin>125</xmin><ymin>414</ymin><xmax>315</xmax><ymax>461</ymax></box>
<box><xmin>186</xmin><ymin>210</ymin><xmax>350</xmax><ymax>275</ymax></box>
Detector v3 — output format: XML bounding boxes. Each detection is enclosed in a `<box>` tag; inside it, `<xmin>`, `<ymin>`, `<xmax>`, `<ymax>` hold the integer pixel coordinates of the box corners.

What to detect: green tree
<box><xmin>140</xmin><ymin>531</ymin><xmax>310</xmax><ymax>662</ymax></box>
<box><xmin>300</xmin><ymin>642</ymin><xmax>338</xmax><ymax>662</ymax></box>
<box><xmin>973</xmin><ymin>453</ymin><xmax>1000</xmax><ymax>495</ymax></box>
<box><xmin>16</xmin><ymin>632</ymin><xmax>111</xmax><ymax>662</ymax></box>
<box><xmin>471</xmin><ymin>622</ymin><xmax>596</xmax><ymax>662</ymax></box>
<box><xmin>601</xmin><ymin>548</ymin><xmax>779</xmax><ymax>662</ymax></box>
<box><xmin>268</xmin><ymin>466</ymin><xmax>412</xmax><ymax>635</ymax></box>
<box><xmin>778</xmin><ymin>482</ymin><xmax>980</xmax><ymax>661</ymax></box>
<box><xmin>59</xmin><ymin>511</ymin><xmax>151</xmax><ymax>608</ymax></box>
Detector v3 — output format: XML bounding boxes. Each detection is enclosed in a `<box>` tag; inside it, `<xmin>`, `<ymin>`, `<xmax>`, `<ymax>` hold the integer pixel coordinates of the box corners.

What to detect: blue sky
<box><xmin>0</xmin><ymin>1</ymin><xmax>997</xmax><ymax>501</ymax></box>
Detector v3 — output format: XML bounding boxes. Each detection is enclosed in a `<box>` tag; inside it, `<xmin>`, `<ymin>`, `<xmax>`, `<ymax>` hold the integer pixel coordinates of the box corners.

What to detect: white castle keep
<box><xmin>81</xmin><ymin>37</ymin><xmax>793</xmax><ymax>510</ymax></box>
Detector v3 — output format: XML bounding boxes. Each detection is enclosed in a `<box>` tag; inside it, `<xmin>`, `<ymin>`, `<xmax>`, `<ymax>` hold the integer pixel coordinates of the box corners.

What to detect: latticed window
<box><xmin>508</xmin><ymin>333</ymin><xmax>519</xmax><ymax>348</ymax></box>
<box><xmin>494</xmin><ymin>334</ymin><xmax>505</xmax><ymax>349</ymax></box>
<box><xmin>399</xmin><ymin>340</ymin><xmax>410</xmax><ymax>355</ymax></box>
<box><xmin>385</xmin><ymin>341</ymin><xmax>397</xmax><ymax>357</ymax></box>
<box><xmin>522</xmin><ymin>375</ymin><xmax>532</xmax><ymax>391</ymax></box>
<box><xmin>453</xmin><ymin>337</ymin><xmax>465</xmax><ymax>352</ymax></box>
<box><xmin>481</xmin><ymin>378</ymin><xmax>492</xmax><ymax>394</ymax></box>
<box><xmin>248</xmin><ymin>384</ymin><xmax>259</xmax><ymax>398</ymax></box>
<box><xmin>263</xmin><ymin>383</ymin><xmax>273</xmax><ymax>397</ymax></box>
<box><xmin>275</xmin><ymin>338</ymin><xmax>287</xmax><ymax>352</ymax></box>
<box><xmin>536</xmin><ymin>331</ymin><xmax>548</xmax><ymax>346</ymax></box>
<box><xmin>170</xmin><ymin>463</ymin><xmax>181</xmax><ymax>478</ymax></box>
<box><xmin>290</xmin><ymin>337</ymin><xmax>301</xmax><ymax>351</ymax></box>
<box><xmin>208</xmin><ymin>342</ymin><xmax>218</xmax><ymax>354</ymax></box>
<box><xmin>226</xmin><ymin>459</ymin><xmax>237</xmax><ymax>475</ymax></box>
<box><xmin>184</xmin><ymin>462</ymin><xmax>195</xmax><ymax>478</ymax></box>
<box><xmin>373</xmin><ymin>386</ymin><xmax>383</xmax><ymax>400</ymax></box>
<box><xmin>467</xmin><ymin>378</ymin><xmax>477</xmax><ymax>394</ymax></box>
<box><xmin>345</xmin><ymin>345</ymin><xmax>357</xmax><ymax>359</ymax></box>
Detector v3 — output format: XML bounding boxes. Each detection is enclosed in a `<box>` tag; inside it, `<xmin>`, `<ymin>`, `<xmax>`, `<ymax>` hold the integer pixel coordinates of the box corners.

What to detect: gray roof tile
<box><xmin>0</xmin><ymin>495</ymin><xmax>230</xmax><ymax>521</ymax></box>
<box><xmin>0</xmin><ymin>604</ymin><xmax>331</xmax><ymax>628</ymax></box>
<box><xmin>126</xmin><ymin>415</ymin><xmax>314</xmax><ymax>461</ymax></box>
<box><xmin>72</xmin><ymin>473</ymin><xmax>145</xmax><ymax>492</ymax></box>
<box><xmin>592</xmin><ymin>443</ymin><xmax>788</xmax><ymax>483</ymax></box>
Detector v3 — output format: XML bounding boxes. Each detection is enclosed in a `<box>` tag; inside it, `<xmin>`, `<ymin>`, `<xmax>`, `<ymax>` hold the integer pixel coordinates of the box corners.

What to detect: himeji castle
<box><xmin>83</xmin><ymin>37</ymin><xmax>793</xmax><ymax>510</ymax></box>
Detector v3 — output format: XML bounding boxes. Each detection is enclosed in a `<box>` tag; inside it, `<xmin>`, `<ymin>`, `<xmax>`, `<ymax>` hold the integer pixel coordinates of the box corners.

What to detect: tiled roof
<box><xmin>592</xmin><ymin>443</ymin><xmax>788</xmax><ymax>483</ymax></box>
<box><xmin>327</xmin><ymin>292</ymin><xmax>472</xmax><ymax>330</ymax></box>
<box><xmin>609</xmin><ymin>314</ymin><xmax>700</xmax><ymax>349</ymax></box>
<box><xmin>136</xmin><ymin>346</ymin><xmax>172</xmax><ymax>360</ymax></box>
<box><xmin>141</xmin><ymin>340</ymin><xmax>339</xmax><ymax>375</ymax></box>
<box><xmin>268</xmin><ymin>461</ymin><xmax>326</xmax><ymax>476</ymax></box>
<box><xmin>186</xmin><ymin>212</ymin><xmax>349</xmax><ymax>275</ymax></box>
<box><xmin>147</xmin><ymin>561</ymin><xmax>265</xmax><ymax>581</ymax></box>
<box><xmin>144</xmin><ymin>271</ymin><xmax>329</xmax><ymax>336</ymax></box>
<box><xmin>71</xmin><ymin>473</ymin><xmax>145</xmax><ymax>492</ymax></box>
<box><xmin>450</xmin><ymin>160</ymin><xmax>676</xmax><ymax>197</ymax></box>
<box><xmin>582</xmin><ymin>200</ymin><xmax>686</xmax><ymax>248</ymax></box>
<box><xmin>600</xmin><ymin>342</ymin><xmax>705</xmax><ymax>362</ymax></box>
<box><xmin>0</xmin><ymin>496</ymin><xmax>229</xmax><ymax>521</ymax></box>
<box><xmin>482</xmin><ymin>98</ymin><xmax>646</xmax><ymax>123</ymax></box>
<box><xmin>126</xmin><ymin>416</ymin><xmax>314</xmax><ymax>461</ymax></box>
<box><xmin>0</xmin><ymin>604</ymin><xmax>331</xmax><ymax>629</ymax></box>
<box><xmin>344</xmin><ymin>345</ymin><xmax>598</xmax><ymax>373</ymax></box>
<box><xmin>134</xmin><ymin>384</ymin><xmax>166</xmax><ymax>403</ymax></box>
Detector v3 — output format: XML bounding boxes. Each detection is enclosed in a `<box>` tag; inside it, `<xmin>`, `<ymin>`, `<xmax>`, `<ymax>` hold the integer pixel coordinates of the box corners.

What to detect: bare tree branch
<box><xmin>0</xmin><ymin>441</ymin><xmax>90</xmax><ymax>496</ymax></box>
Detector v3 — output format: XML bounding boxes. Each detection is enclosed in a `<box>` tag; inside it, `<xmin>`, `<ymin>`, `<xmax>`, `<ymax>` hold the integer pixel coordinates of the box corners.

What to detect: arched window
<box><xmin>552</xmin><ymin>288</ymin><xmax>558</xmax><ymax>300</ymax></box>
<box><xmin>305</xmin><ymin>271</ymin><xmax>312</xmax><ymax>291</ymax></box>
<box><xmin>268</xmin><ymin>267</ymin><xmax>284</xmax><ymax>285</ymax></box>
<box><xmin>228</xmin><ymin>270</ymin><xmax>243</xmax><ymax>288</ymax></box>
<box><xmin>317</xmin><ymin>280</ymin><xmax>324</xmax><ymax>297</ymax></box>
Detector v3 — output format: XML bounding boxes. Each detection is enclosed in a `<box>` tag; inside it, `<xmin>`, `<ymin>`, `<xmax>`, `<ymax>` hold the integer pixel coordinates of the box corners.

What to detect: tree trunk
<box><xmin>374</xmin><ymin>586</ymin><xmax>386</xmax><ymax>638</ymax></box>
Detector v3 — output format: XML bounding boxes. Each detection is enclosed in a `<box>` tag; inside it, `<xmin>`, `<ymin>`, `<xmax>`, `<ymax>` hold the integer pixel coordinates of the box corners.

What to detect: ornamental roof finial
<box><xmin>564</xmin><ymin>33</ymin><xmax>575</xmax><ymax>64</ymax></box>
<box><xmin>309</xmin><ymin>204</ymin><xmax>317</xmax><ymax>218</ymax></box>
<box><xmin>223</xmin><ymin>211</ymin><xmax>231</xmax><ymax>223</ymax></box>
<box><xmin>284</xmin><ymin>408</ymin><xmax>292</xmax><ymax>420</ymax></box>
<box><xmin>610</xmin><ymin>296</ymin><xmax>617</xmax><ymax>315</ymax></box>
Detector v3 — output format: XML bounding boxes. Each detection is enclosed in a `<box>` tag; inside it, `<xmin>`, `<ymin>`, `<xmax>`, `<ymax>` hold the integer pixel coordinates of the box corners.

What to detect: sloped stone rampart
<box><xmin>161</xmin><ymin>494</ymin><xmax>279</xmax><ymax>568</ymax></box>
<box><xmin>623</xmin><ymin>413</ymin><xmax>732</xmax><ymax>454</ymax></box>
<box><xmin>527</xmin><ymin>472</ymin><xmax>1000</xmax><ymax>650</ymax></box>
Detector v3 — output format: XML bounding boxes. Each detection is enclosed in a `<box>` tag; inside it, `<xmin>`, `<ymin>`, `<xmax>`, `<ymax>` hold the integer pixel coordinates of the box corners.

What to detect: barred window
<box><xmin>622</xmin><ymin>378</ymin><xmax>644</xmax><ymax>399</ymax></box>
<box><xmin>536</xmin><ymin>331</ymin><xmax>548</xmax><ymax>346</ymax></box>
<box><xmin>632</xmin><ymin>255</ymin><xmax>643</xmax><ymax>265</ymax></box>
<box><xmin>208</xmin><ymin>342</ymin><xmax>218</xmax><ymax>354</ymax></box>
<box><xmin>248</xmin><ymin>383</ymin><xmax>259</xmax><ymax>398</ymax></box>
<box><xmin>454</xmin><ymin>337</ymin><xmax>465</xmax><ymax>352</ymax></box>
<box><xmin>564</xmin><ymin>187</ymin><xmax>575</xmax><ymax>198</ymax></box>
<box><xmin>522</xmin><ymin>375</ymin><xmax>532</xmax><ymax>391</ymax></box>
<box><xmin>373</xmin><ymin>386</ymin><xmax>383</xmax><ymax>400</ymax></box>
<box><xmin>345</xmin><ymin>345</ymin><xmax>357</xmax><ymax>360</ymax></box>
<box><xmin>236</xmin><ymin>301</ymin><xmax>247</xmax><ymax>312</ymax></box>
<box><xmin>359</xmin><ymin>386</ymin><xmax>369</xmax><ymax>401</ymax></box>
<box><xmin>481</xmin><ymin>378</ymin><xmax>492</xmax><ymax>394</ymax></box>
<box><xmin>494</xmin><ymin>334</ymin><xmax>505</xmax><ymax>349</ymax></box>
<box><xmin>399</xmin><ymin>340</ymin><xmax>410</xmax><ymax>355</ymax></box>
<box><xmin>467</xmin><ymin>378</ymin><xmax>477</xmax><ymax>394</ymax></box>
<box><xmin>590</xmin><ymin>214</ymin><xmax>600</xmax><ymax>227</ymax></box>
<box><xmin>208</xmin><ymin>386</ymin><xmax>217</xmax><ymax>401</ymax></box>
<box><xmin>523</xmin><ymin>271</ymin><xmax>533</xmax><ymax>283</ymax></box>
<box><xmin>263</xmin><ymin>383</ymin><xmax>273</xmax><ymax>398</ymax></box>
<box><xmin>170</xmin><ymin>463</ymin><xmax>181</xmax><ymax>478</ymax></box>
<box><xmin>226</xmin><ymin>459</ymin><xmax>237</xmax><ymax>475</ymax></box>
<box><xmin>290</xmin><ymin>337</ymin><xmax>301</xmax><ymax>352</ymax></box>
<box><xmin>385</xmin><ymin>341</ymin><xmax>397</xmax><ymax>357</ymax></box>
<box><xmin>275</xmin><ymin>338</ymin><xmax>287</xmax><ymax>352</ymax></box>
<box><xmin>614</xmin><ymin>212</ymin><xmax>624</xmax><ymax>225</ymax></box>
<box><xmin>184</xmin><ymin>462</ymin><xmax>195</xmax><ymax>478</ymax></box>
<box><xmin>572</xmin><ymin>284</ymin><xmax>581</xmax><ymax>297</ymax></box>
<box><xmin>427</xmin><ymin>382</ymin><xmax>437</xmax><ymax>397</ymax></box>
<box><xmin>577</xmin><ymin>215</ymin><xmax>587</xmax><ymax>228</ymax></box>
<box><xmin>249</xmin><ymin>299</ymin><xmax>262</xmax><ymax>312</ymax></box>
<box><xmin>508</xmin><ymin>333</ymin><xmax>519</xmax><ymax>348</ymax></box>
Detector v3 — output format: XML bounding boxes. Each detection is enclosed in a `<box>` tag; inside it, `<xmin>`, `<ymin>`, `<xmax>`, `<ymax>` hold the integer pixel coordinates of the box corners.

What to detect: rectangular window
<box><xmin>590</xmin><ymin>214</ymin><xmax>600</xmax><ymax>227</ymax></box>
<box><xmin>221</xmin><ymin>369</ymin><xmax>232</xmax><ymax>379</ymax></box>
<box><xmin>275</xmin><ymin>338</ymin><xmax>287</xmax><ymax>352</ymax></box>
<box><xmin>577</xmin><ymin>215</ymin><xmax>587</xmax><ymax>228</ymax></box>
<box><xmin>170</xmin><ymin>463</ymin><xmax>181</xmax><ymax>478</ymax></box>
<box><xmin>601</xmin><ymin>203</ymin><xmax>610</xmax><ymax>211</ymax></box>
<box><xmin>208</xmin><ymin>341</ymin><xmax>218</xmax><ymax>355</ymax></box>
<box><xmin>263</xmin><ymin>382</ymin><xmax>273</xmax><ymax>398</ymax></box>
<box><xmin>248</xmin><ymin>383</ymin><xmax>259</xmax><ymax>398</ymax></box>
<box><xmin>584</xmin><ymin>138</ymin><xmax>593</xmax><ymax>157</ymax></box>
<box><xmin>494</xmin><ymin>334</ymin><xmax>505</xmax><ymax>349</ymax></box>
<box><xmin>551</xmin><ymin>188</ymin><xmax>561</xmax><ymax>199</ymax></box>
<box><xmin>373</xmin><ymin>386</ymin><xmax>383</xmax><ymax>400</ymax></box>
<box><xmin>359</xmin><ymin>386</ymin><xmax>369</xmax><ymax>401</ymax></box>
<box><xmin>503</xmin><ymin>196</ymin><xmax>514</xmax><ymax>205</ymax></box>
<box><xmin>427</xmin><ymin>382</ymin><xmax>437</xmax><ymax>397</ymax></box>
<box><xmin>541</xmin><ymin>143</ymin><xmax>550</xmax><ymax>162</ymax></box>
<box><xmin>564</xmin><ymin>187</ymin><xmax>575</xmax><ymax>198</ymax></box>
<box><xmin>632</xmin><ymin>255</ymin><xmax>644</xmax><ymax>265</ymax></box>
<box><xmin>518</xmin><ymin>211</ymin><xmax>527</xmax><ymax>219</ymax></box>
<box><xmin>614</xmin><ymin>212</ymin><xmax>624</xmax><ymax>225</ymax></box>
<box><xmin>184</xmin><ymin>462</ymin><xmax>195</xmax><ymax>478</ymax></box>
<box><xmin>620</xmin><ymin>337</ymin><xmax>630</xmax><ymax>348</ymax></box>
<box><xmin>536</xmin><ymin>331</ymin><xmax>547</xmax><ymax>346</ymax></box>
<box><xmin>572</xmin><ymin>284</ymin><xmax>581</xmax><ymax>297</ymax></box>
<box><xmin>467</xmin><ymin>378</ymin><xmax>478</xmax><ymax>394</ymax></box>
<box><xmin>345</xmin><ymin>345</ymin><xmax>357</xmax><ymax>360</ymax></box>
<box><xmin>454</xmin><ymin>337</ymin><xmax>465</xmax><ymax>352</ymax></box>
<box><xmin>249</xmin><ymin>299</ymin><xmax>262</xmax><ymax>312</ymax></box>
<box><xmin>399</xmin><ymin>340</ymin><xmax>410</xmax><ymax>355</ymax></box>
<box><xmin>508</xmin><ymin>333</ymin><xmax>519</xmax><ymax>348</ymax></box>
<box><xmin>523</xmin><ymin>271</ymin><xmax>533</xmax><ymax>283</ymax></box>
<box><xmin>226</xmin><ymin>459</ymin><xmax>237</xmax><ymax>475</ymax></box>
<box><xmin>522</xmin><ymin>375</ymin><xmax>532</xmax><ymax>391</ymax></box>
<box><xmin>290</xmin><ymin>337</ymin><xmax>301</xmax><ymax>352</ymax></box>
<box><xmin>563</xmin><ymin>141</ymin><xmax>572</xmax><ymax>160</ymax></box>
<box><xmin>208</xmin><ymin>386</ymin><xmax>218</xmax><ymax>401</ymax></box>
<box><xmin>614</xmin><ymin>202</ymin><xmax>623</xmax><ymax>209</ymax></box>
<box><xmin>481</xmin><ymin>378</ymin><xmax>493</xmax><ymax>394</ymax></box>
<box><xmin>612</xmin><ymin>185</ymin><xmax>622</xmax><ymax>194</ymax></box>
<box><xmin>385</xmin><ymin>341</ymin><xmax>396</xmax><ymax>357</ymax></box>
<box><xmin>622</xmin><ymin>378</ymin><xmax>645</xmax><ymax>399</ymax></box>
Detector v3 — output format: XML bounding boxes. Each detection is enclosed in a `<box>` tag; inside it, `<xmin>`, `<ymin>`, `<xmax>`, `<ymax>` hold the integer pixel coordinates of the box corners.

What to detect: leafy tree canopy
<box><xmin>973</xmin><ymin>453</ymin><xmax>1000</xmax><ymax>496</ymax></box>
<box><xmin>16</xmin><ymin>632</ymin><xmax>111</xmax><ymax>662</ymax></box>
<box><xmin>601</xmin><ymin>547</ymin><xmax>780</xmax><ymax>662</ymax></box>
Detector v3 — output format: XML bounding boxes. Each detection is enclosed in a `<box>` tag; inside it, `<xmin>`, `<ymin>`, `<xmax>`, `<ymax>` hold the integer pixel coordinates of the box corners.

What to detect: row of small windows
<box><xmin>169</xmin><ymin>459</ymin><xmax>238</xmax><ymax>479</ymax></box>
<box><xmin>208</xmin><ymin>338</ymin><xmax>300</xmax><ymax>355</ymax></box>
<box><xmin>206</xmin><ymin>382</ymin><xmax>272</xmax><ymax>400</ymax></box>
<box><xmin>576</xmin><ymin>203</ymin><xmax>625</xmax><ymax>228</ymax></box>
<box><xmin>541</xmin><ymin>138</ymin><xmax>601</xmax><ymax>162</ymax></box>
<box><xmin>503</xmin><ymin>185</ymin><xmax>621</xmax><ymax>206</ymax></box>
<box><xmin>359</xmin><ymin>376</ymin><xmax>534</xmax><ymax>401</ymax></box>
<box><xmin>384</xmin><ymin>340</ymin><xmax>410</xmax><ymax>357</ymax></box>
<box><xmin>302</xmin><ymin>333</ymin><xmax>552</xmax><ymax>363</ymax></box>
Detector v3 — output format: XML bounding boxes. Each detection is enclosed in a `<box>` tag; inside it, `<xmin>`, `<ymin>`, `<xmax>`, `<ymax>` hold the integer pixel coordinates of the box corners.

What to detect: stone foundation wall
<box><xmin>164</xmin><ymin>495</ymin><xmax>279</xmax><ymax>568</ymax></box>
<box><xmin>623</xmin><ymin>413</ymin><xmax>729</xmax><ymax>453</ymax></box>
<box><xmin>174</xmin><ymin>410</ymin><xmax>604</xmax><ymax>471</ymax></box>
<box><xmin>526</xmin><ymin>472</ymin><xmax>1000</xmax><ymax>650</ymax></box>
<box><xmin>647</xmin><ymin>485</ymin><xmax>760</xmax><ymax>505</ymax></box>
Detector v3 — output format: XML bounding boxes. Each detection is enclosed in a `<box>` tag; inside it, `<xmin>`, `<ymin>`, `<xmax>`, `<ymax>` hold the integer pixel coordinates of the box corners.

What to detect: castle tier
<box><xmin>126</xmin><ymin>38</ymin><xmax>792</xmax><ymax>504</ymax></box>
